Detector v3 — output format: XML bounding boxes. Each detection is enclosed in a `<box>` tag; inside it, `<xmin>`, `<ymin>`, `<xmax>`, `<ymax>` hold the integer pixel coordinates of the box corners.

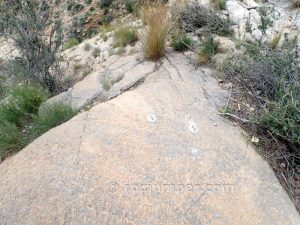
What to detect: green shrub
<box><xmin>223</xmin><ymin>42</ymin><xmax>300</xmax><ymax>146</ymax></box>
<box><xmin>85</xmin><ymin>0</ymin><xmax>92</xmax><ymax>4</ymax></box>
<box><xmin>0</xmin><ymin>120</ymin><xmax>20</xmax><ymax>159</ymax></box>
<box><xmin>99</xmin><ymin>0</ymin><xmax>113</xmax><ymax>8</ymax></box>
<box><xmin>84</xmin><ymin>43</ymin><xmax>92</xmax><ymax>51</ymax></box>
<box><xmin>258</xmin><ymin>6</ymin><xmax>273</xmax><ymax>34</ymax></box>
<box><xmin>71</xmin><ymin>3</ymin><xmax>84</xmax><ymax>14</ymax></box>
<box><xmin>31</xmin><ymin>102</ymin><xmax>76</xmax><ymax>136</ymax></box>
<box><xmin>199</xmin><ymin>37</ymin><xmax>219</xmax><ymax>59</ymax></box>
<box><xmin>92</xmin><ymin>47</ymin><xmax>101</xmax><ymax>57</ymax></box>
<box><xmin>261</xmin><ymin>95</ymin><xmax>300</xmax><ymax>144</ymax></box>
<box><xmin>113</xmin><ymin>26</ymin><xmax>138</xmax><ymax>47</ymax></box>
<box><xmin>63</xmin><ymin>38</ymin><xmax>80</xmax><ymax>50</ymax></box>
<box><xmin>171</xmin><ymin>33</ymin><xmax>192</xmax><ymax>51</ymax></box>
<box><xmin>67</xmin><ymin>0</ymin><xmax>75</xmax><ymax>11</ymax></box>
<box><xmin>86</xmin><ymin>28</ymin><xmax>98</xmax><ymax>38</ymax></box>
<box><xmin>0</xmin><ymin>102</ymin><xmax>23</xmax><ymax>126</ymax></box>
<box><xmin>98</xmin><ymin>14</ymin><xmax>113</xmax><ymax>25</ymax></box>
<box><xmin>0</xmin><ymin>85</ymin><xmax>48</xmax><ymax>126</ymax></box>
<box><xmin>11</xmin><ymin>85</ymin><xmax>48</xmax><ymax>114</ymax></box>
<box><xmin>125</xmin><ymin>0</ymin><xmax>134</xmax><ymax>13</ymax></box>
<box><xmin>0</xmin><ymin>76</ymin><xmax>6</xmax><ymax>99</ymax></box>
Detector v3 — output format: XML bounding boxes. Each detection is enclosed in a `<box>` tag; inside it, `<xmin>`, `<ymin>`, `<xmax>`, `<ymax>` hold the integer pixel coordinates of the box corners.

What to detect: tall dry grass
<box><xmin>140</xmin><ymin>2</ymin><xmax>170</xmax><ymax>60</ymax></box>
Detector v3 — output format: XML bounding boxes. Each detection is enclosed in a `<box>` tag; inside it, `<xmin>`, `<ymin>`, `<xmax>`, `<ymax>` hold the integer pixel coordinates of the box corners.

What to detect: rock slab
<box><xmin>0</xmin><ymin>53</ymin><xmax>299</xmax><ymax>225</ymax></box>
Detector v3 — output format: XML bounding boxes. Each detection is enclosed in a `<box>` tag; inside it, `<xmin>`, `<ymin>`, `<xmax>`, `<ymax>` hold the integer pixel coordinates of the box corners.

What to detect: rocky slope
<box><xmin>0</xmin><ymin>52</ymin><xmax>299</xmax><ymax>224</ymax></box>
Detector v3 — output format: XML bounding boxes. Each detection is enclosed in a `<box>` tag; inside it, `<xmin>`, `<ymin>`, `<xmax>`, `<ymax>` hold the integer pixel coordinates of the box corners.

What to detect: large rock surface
<box><xmin>0</xmin><ymin>53</ymin><xmax>299</xmax><ymax>225</ymax></box>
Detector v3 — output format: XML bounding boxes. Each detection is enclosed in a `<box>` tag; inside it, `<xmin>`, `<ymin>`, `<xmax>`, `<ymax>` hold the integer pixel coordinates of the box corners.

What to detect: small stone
<box><xmin>251</xmin><ymin>136</ymin><xmax>260</xmax><ymax>143</ymax></box>
<box><xmin>249</xmin><ymin>107</ymin><xmax>255</xmax><ymax>112</ymax></box>
<box><xmin>280</xmin><ymin>163</ymin><xmax>286</xmax><ymax>168</ymax></box>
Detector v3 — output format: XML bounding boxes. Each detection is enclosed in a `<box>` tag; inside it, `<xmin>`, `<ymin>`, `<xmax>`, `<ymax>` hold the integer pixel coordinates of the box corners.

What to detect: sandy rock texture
<box><xmin>0</xmin><ymin>53</ymin><xmax>299</xmax><ymax>225</ymax></box>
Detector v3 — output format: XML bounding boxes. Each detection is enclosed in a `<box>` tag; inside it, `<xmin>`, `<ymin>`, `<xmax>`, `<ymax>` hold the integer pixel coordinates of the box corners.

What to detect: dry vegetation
<box><xmin>140</xmin><ymin>1</ymin><xmax>170</xmax><ymax>60</ymax></box>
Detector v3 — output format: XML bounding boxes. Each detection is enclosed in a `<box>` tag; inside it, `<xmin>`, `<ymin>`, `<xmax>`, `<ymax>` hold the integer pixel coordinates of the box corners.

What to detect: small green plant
<box><xmin>0</xmin><ymin>76</ymin><xmax>6</xmax><ymax>99</ymax></box>
<box><xmin>84</xmin><ymin>43</ymin><xmax>92</xmax><ymax>51</ymax></box>
<box><xmin>0</xmin><ymin>85</ymin><xmax>48</xmax><ymax>126</ymax></box>
<box><xmin>31</xmin><ymin>102</ymin><xmax>76</xmax><ymax>137</ymax></box>
<box><xmin>102</xmin><ymin>78</ymin><xmax>112</xmax><ymax>91</ymax></box>
<box><xmin>92</xmin><ymin>47</ymin><xmax>101</xmax><ymax>57</ymax></box>
<box><xmin>245</xmin><ymin>16</ymin><xmax>252</xmax><ymax>33</ymax></box>
<box><xmin>86</xmin><ymin>28</ymin><xmax>98</xmax><ymax>38</ymax></box>
<box><xmin>11</xmin><ymin>85</ymin><xmax>48</xmax><ymax>115</ymax></box>
<box><xmin>0</xmin><ymin>120</ymin><xmax>20</xmax><ymax>159</ymax></box>
<box><xmin>258</xmin><ymin>6</ymin><xmax>273</xmax><ymax>34</ymax></box>
<box><xmin>171</xmin><ymin>33</ymin><xmax>192</xmax><ymax>52</ymax></box>
<box><xmin>125</xmin><ymin>0</ymin><xmax>134</xmax><ymax>13</ymax></box>
<box><xmin>101</xmin><ymin>74</ymin><xmax>124</xmax><ymax>91</ymax></box>
<box><xmin>71</xmin><ymin>3</ymin><xmax>84</xmax><ymax>14</ymax></box>
<box><xmin>212</xmin><ymin>0</ymin><xmax>226</xmax><ymax>10</ymax></box>
<box><xmin>98</xmin><ymin>14</ymin><xmax>114</xmax><ymax>25</ymax></box>
<box><xmin>223</xmin><ymin>42</ymin><xmax>300</xmax><ymax>146</ymax></box>
<box><xmin>198</xmin><ymin>37</ymin><xmax>219</xmax><ymax>63</ymax></box>
<box><xmin>113</xmin><ymin>26</ymin><xmax>138</xmax><ymax>47</ymax></box>
<box><xmin>63</xmin><ymin>38</ymin><xmax>80</xmax><ymax>50</ymax></box>
<box><xmin>99</xmin><ymin>0</ymin><xmax>113</xmax><ymax>8</ymax></box>
<box><xmin>85</xmin><ymin>0</ymin><xmax>92</xmax><ymax>4</ymax></box>
<box><xmin>269</xmin><ymin>32</ymin><xmax>282</xmax><ymax>49</ymax></box>
<box><xmin>67</xmin><ymin>0</ymin><xmax>75</xmax><ymax>11</ymax></box>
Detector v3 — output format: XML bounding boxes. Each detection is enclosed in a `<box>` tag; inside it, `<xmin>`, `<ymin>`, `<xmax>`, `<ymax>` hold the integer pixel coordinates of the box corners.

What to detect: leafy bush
<box><xmin>11</xmin><ymin>85</ymin><xmax>48</xmax><ymax>114</ymax></box>
<box><xmin>86</xmin><ymin>28</ymin><xmax>98</xmax><ymax>38</ymax></box>
<box><xmin>141</xmin><ymin>2</ymin><xmax>170</xmax><ymax>60</ymax></box>
<box><xmin>99</xmin><ymin>0</ymin><xmax>113</xmax><ymax>8</ymax></box>
<box><xmin>0</xmin><ymin>76</ymin><xmax>6</xmax><ymax>99</ymax></box>
<box><xmin>223</xmin><ymin>42</ymin><xmax>300</xmax><ymax>146</ymax></box>
<box><xmin>63</xmin><ymin>38</ymin><xmax>80</xmax><ymax>50</ymax></box>
<box><xmin>84</xmin><ymin>43</ymin><xmax>92</xmax><ymax>51</ymax></box>
<box><xmin>31</xmin><ymin>102</ymin><xmax>76</xmax><ymax>136</ymax></box>
<box><xmin>198</xmin><ymin>37</ymin><xmax>219</xmax><ymax>63</ymax></box>
<box><xmin>0</xmin><ymin>84</ymin><xmax>5</xmax><ymax>99</ymax></box>
<box><xmin>113</xmin><ymin>26</ymin><xmax>138</xmax><ymax>47</ymax></box>
<box><xmin>85</xmin><ymin>0</ymin><xmax>93</xmax><ymax>4</ymax></box>
<box><xmin>71</xmin><ymin>3</ymin><xmax>84</xmax><ymax>14</ymax></box>
<box><xmin>0</xmin><ymin>84</ymin><xmax>48</xmax><ymax>126</ymax></box>
<box><xmin>171</xmin><ymin>33</ymin><xmax>192</xmax><ymax>52</ymax></box>
<box><xmin>92</xmin><ymin>47</ymin><xmax>101</xmax><ymax>57</ymax></box>
<box><xmin>67</xmin><ymin>0</ymin><xmax>75</xmax><ymax>11</ymax></box>
<box><xmin>0</xmin><ymin>101</ymin><xmax>23</xmax><ymax>126</ymax></box>
<box><xmin>258</xmin><ymin>6</ymin><xmax>273</xmax><ymax>34</ymax></box>
<box><xmin>125</xmin><ymin>0</ymin><xmax>134</xmax><ymax>13</ymax></box>
<box><xmin>180</xmin><ymin>0</ymin><xmax>232</xmax><ymax>36</ymax></box>
<box><xmin>0</xmin><ymin>120</ymin><xmax>20</xmax><ymax>159</ymax></box>
<box><xmin>98</xmin><ymin>14</ymin><xmax>114</xmax><ymax>25</ymax></box>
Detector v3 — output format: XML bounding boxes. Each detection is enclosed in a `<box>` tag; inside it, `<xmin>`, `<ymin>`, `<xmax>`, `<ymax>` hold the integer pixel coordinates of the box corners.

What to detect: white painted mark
<box><xmin>190</xmin><ymin>147</ymin><xmax>199</xmax><ymax>156</ymax></box>
<box><xmin>189</xmin><ymin>122</ymin><xmax>198</xmax><ymax>133</ymax></box>
<box><xmin>147</xmin><ymin>114</ymin><xmax>157</xmax><ymax>123</ymax></box>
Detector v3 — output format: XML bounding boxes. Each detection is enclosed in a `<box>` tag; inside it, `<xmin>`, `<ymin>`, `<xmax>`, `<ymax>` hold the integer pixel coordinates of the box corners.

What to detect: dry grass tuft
<box><xmin>140</xmin><ymin>2</ymin><xmax>171</xmax><ymax>60</ymax></box>
<box><xmin>292</xmin><ymin>0</ymin><xmax>300</xmax><ymax>8</ymax></box>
